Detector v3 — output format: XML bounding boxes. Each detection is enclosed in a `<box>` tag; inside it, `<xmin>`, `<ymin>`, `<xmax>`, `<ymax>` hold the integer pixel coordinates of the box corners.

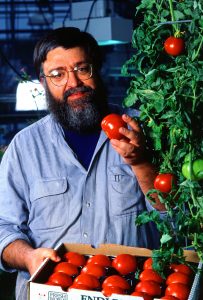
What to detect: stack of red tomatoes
<box><xmin>45</xmin><ymin>252</ymin><xmax>194</xmax><ymax>300</ymax></box>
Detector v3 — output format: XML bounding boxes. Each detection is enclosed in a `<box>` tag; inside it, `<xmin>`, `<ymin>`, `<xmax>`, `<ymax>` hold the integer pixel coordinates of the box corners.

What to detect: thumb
<box><xmin>41</xmin><ymin>248</ymin><xmax>61</xmax><ymax>262</ymax></box>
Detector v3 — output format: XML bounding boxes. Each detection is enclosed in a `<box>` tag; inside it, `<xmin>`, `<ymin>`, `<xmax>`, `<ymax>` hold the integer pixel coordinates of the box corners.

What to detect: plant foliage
<box><xmin>122</xmin><ymin>0</ymin><xmax>203</xmax><ymax>273</ymax></box>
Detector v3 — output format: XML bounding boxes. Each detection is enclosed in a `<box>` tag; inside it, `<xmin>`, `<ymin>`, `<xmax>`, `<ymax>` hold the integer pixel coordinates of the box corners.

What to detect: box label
<box><xmin>48</xmin><ymin>291</ymin><xmax>68</xmax><ymax>300</ymax></box>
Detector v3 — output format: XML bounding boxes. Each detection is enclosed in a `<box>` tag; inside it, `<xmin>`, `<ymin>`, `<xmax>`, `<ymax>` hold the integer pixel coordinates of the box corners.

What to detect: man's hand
<box><xmin>110</xmin><ymin>114</ymin><xmax>146</xmax><ymax>166</ymax></box>
<box><xmin>2</xmin><ymin>240</ymin><xmax>61</xmax><ymax>276</ymax></box>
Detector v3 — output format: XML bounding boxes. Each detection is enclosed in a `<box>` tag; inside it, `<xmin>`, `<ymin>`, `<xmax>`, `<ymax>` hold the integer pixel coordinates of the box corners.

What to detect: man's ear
<box><xmin>40</xmin><ymin>77</ymin><xmax>44</xmax><ymax>86</ymax></box>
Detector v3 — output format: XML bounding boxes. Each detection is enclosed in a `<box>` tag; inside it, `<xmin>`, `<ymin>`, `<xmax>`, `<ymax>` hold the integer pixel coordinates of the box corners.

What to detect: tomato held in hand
<box><xmin>166</xmin><ymin>272</ymin><xmax>191</xmax><ymax>286</ymax></box>
<box><xmin>112</xmin><ymin>253</ymin><xmax>137</xmax><ymax>275</ymax></box>
<box><xmin>165</xmin><ymin>283</ymin><xmax>190</xmax><ymax>300</ymax></box>
<box><xmin>101</xmin><ymin>113</ymin><xmax>127</xmax><ymax>140</ymax></box>
<box><xmin>135</xmin><ymin>280</ymin><xmax>162</xmax><ymax>297</ymax></box>
<box><xmin>86</xmin><ymin>254</ymin><xmax>112</xmax><ymax>267</ymax></box>
<box><xmin>154</xmin><ymin>173</ymin><xmax>177</xmax><ymax>193</ymax></box>
<box><xmin>139</xmin><ymin>269</ymin><xmax>164</xmax><ymax>284</ymax></box>
<box><xmin>63</xmin><ymin>251</ymin><xmax>86</xmax><ymax>267</ymax></box>
<box><xmin>102</xmin><ymin>275</ymin><xmax>130</xmax><ymax>290</ymax></box>
<box><xmin>164</xmin><ymin>36</ymin><xmax>185</xmax><ymax>56</ymax></box>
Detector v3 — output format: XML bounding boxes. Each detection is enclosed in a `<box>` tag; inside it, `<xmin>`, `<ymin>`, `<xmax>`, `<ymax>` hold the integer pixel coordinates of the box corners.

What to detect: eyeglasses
<box><xmin>42</xmin><ymin>63</ymin><xmax>93</xmax><ymax>87</ymax></box>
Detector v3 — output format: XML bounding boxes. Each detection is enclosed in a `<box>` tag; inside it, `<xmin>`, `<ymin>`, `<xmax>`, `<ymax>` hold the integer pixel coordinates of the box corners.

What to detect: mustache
<box><xmin>63</xmin><ymin>86</ymin><xmax>94</xmax><ymax>99</ymax></box>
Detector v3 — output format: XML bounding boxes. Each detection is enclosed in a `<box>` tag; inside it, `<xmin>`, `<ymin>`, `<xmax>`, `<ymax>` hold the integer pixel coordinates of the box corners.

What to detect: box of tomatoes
<box><xmin>28</xmin><ymin>243</ymin><xmax>202</xmax><ymax>300</ymax></box>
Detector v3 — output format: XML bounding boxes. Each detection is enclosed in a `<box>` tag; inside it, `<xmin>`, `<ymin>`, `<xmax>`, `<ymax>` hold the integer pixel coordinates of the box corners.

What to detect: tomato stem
<box><xmin>168</xmin><ymin>0</ymin><xmax>178</xmax><ymax>33</ymax></box>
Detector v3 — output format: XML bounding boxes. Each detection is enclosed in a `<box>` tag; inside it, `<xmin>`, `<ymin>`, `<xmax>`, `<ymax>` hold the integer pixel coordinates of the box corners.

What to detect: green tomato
<box><xmin>182</xmin><ymin>158</ymin><xmax>203</xmax><ymax>181</ymax></box>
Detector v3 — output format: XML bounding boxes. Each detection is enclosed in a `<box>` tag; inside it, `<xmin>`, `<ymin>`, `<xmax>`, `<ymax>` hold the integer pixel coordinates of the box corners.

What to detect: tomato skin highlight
<box><xmin>102</xmin><ymin>275</ymin><xmax>130</xmax><ymax>290</ymax></box>
<box><xmin>135</xmin><ymin>280</ymin><xmax>162</xmax><ymax>297</ymax></box>
<box><xmin>169</xmin><ymin>263</ymin><xmax>193</xmax><ymax>276</ymax></box>
<box><xmin>166</xmin><ymin>272</ymin><xmax>191</xmax><ymax>286</ymax></box>
<box><xmin>101</xmin><ymin>113</ymin><xmax>127</xmax><ymax>140</ymax></box>
<box><xmin>48</xmin><ymin>272</ymin><xmax>73</xmax><ymax>289</ymax></box>
<box><xmin>154</xmin><ymin>173</ymin><xmax>176</xmax><ymax>193</ymax></box>
<box><xmin>164</xmin><ymin>36</ymin><xmax>185</xmax><ymax>56</ymax></box>
<box><xmin>165</xmin><ymin>283</ymin><xmax>190</xmax><ymax>300</ymax></box>
<box><xmin>63</xmin><ymin>251</ymin><xmax>86</xmax><ymax>267</ymax></box>
<box><xmin>86</xmin><ymin>254</ymin><xmax>112</xmax><ymax>267</ymax></box>
<box><xmin>139</xmin><ymin>269</ymin><xmax>164</xmax><ymax>284</ymax></box>
<box><xmin>102</xmin><ymin>286</ymin><xmax>126</xmax><ymax>297</ymax></box>
<box><xmin>54</xmin><ymin>262</ymin><xmax>79</xmax><ymax>277</ymax></box>
<box><xmin>112</xmin><ymin>253</ymin><xmax>137</xmax><ymax>275</ymax></box>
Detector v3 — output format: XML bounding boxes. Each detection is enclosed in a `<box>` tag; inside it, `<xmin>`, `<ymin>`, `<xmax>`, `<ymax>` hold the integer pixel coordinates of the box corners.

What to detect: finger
<box><xmin>122</xmin><ymin>114</ymin><xmax>140</xmax><ymax>131</ymax></box>
<box><xmin>41</xmin><ymin>248</ymin><xmax>61</xmax><ymax>262</ymax></box>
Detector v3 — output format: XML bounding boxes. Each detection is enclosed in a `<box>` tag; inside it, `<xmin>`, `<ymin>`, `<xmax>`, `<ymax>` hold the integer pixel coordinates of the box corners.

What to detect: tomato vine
<box><xmin>122</xmin><ymin>0</ymin><xmax>203</xmax><ymax>273</ymax></box>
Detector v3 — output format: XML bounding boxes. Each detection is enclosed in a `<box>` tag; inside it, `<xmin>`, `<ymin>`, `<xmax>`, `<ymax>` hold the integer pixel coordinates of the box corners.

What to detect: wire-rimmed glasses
<box><xmin>41</xmin><ymin>63</ymin><xmax>93</xmax><ymax>87</ymax></box>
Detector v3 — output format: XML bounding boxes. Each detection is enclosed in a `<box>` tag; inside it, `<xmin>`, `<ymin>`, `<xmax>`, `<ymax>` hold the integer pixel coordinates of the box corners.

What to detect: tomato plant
<box><xmin>48</xmin><ymin>272</ymin><xmax>73</xmax><ymax>289</ymax></box>
<box><xmin>63</xmin><ymin>252</ymin><xmax>86</xmax><ymax>267</ymax></box>
<box><xmin>165</xmin><ymin>282</ymin><xmax>190</xmax><ymax>300</ymax></box>
<box><xmin>86</xmin><ymin>254</ymin><xmax>112</xmax><ymax>267</ymax></box>
<box><xmin>54</xmin><ymin>262</ymin><xmax>79</xmax><ymax>277</ymax></box>
<box><xmin>101</xmin><ymin>113</ymin><xmax>127</xmax><ymax>140</ymax></box>
<box><xmin>122</xmin><ymin>0</ymin><xmax>203</xmax><ymax>271</ymax></box>
<box><xmin>139</xmin><ymin>269</ymin><xmax>164</xmax><ymax>284</ymax></box>
<box><xmin>164</xmin><ymin>36</ymin><xmax>185</xmax><ymax>56</ymax></box>
<box><xmin>135</xmin><ymin>280</ymin><xmax>162</xmax><ymax>297</ymax></box>
<box><xmin>154</xmin><ymin>173</ymin><xmax>176</xmax><ymax>193</ymax></box>
<box><xmin>131</xmin><ymin>291</ymin><xmax>153</xmax><ymax>300</ymax></box>
<box><xmin>73</xmin><ymin>273</ymin><xmax>100</xmax><ymax>290</ymax></box>
<box><xmin>81</xmin><ymin>263</ymin><xmax>106</xmax><ymax>278</ymax></box>
<box><xmin>102</xmin><ymin>275</ymin><xmax>130</xmax><ymax>290</ymax></box>
<box><xmin>112</xmin><ymin>253</ymin><xmax>137</xmax><ymax>275</ymax></box>
<box><xmin>166</xmin><ymin>272</ymin><xmax>191</xmax><ymax>286</ymax></box>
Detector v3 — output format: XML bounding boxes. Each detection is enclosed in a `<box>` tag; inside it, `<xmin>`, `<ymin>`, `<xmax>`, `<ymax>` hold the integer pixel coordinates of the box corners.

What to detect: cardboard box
<box><xmin>29</xmin><ymin>243</ymin><xmax>202</xmax><ymax>300</ymax></box>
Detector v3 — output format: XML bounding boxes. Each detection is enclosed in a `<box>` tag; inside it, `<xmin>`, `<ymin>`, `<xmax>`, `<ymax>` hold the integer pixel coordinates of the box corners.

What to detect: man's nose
<box><xmin>66</xmin><ymin>71</ymin><xmax>82</xmax><ymax>88</ymax></box>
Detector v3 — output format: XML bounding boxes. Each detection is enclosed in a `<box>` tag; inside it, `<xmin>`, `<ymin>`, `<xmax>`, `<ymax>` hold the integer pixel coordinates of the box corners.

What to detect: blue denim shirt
<box><xmin>0</xmin><ymin>110</ymin><xmax>160</xmax><ymax>299</ymax></box>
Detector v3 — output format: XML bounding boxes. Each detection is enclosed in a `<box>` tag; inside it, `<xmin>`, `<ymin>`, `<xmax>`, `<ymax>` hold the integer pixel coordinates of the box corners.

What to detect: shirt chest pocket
<box><xmin>108</xmin><ymin>165</ymin><xmax>144</xmax><ymax>216</ymax></box>
<box><xmin>29</xmin><ymin>178</ymin><xmax>69</xmax><ymax>230</ymax></box>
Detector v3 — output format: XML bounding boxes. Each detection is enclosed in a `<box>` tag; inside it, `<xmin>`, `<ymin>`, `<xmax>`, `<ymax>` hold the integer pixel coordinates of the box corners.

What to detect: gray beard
<box><xmin>45</xmin><ymin>82</ymin><xmax>108</xmax><ymax>133</ymax></box>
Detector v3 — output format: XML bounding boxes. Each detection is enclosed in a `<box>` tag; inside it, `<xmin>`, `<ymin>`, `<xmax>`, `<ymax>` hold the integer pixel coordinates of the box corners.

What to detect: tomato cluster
<box><xmin>44</xmin><ymin>252</ymin><xmax>194</xmax><ymax>299</ymax></box>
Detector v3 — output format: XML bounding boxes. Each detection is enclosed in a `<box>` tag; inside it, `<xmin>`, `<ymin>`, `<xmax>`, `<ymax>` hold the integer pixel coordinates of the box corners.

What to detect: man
<box><xmin>0</xmin><ymin>27</ymin><xmax>165</xmax><ymax>299</ymax></box>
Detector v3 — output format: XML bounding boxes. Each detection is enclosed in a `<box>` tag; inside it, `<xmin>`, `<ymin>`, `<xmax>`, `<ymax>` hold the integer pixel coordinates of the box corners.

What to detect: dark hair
<box><xmin>33</xmin><ymin>27</ymin><xmax>103</xmax><ymax>79</ymax></box>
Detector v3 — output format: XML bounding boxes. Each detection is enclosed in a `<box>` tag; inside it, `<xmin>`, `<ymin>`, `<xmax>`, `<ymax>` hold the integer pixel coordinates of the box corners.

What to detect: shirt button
<box><xmin>83</xmin><ymin>232</ymin><xmax>88</xmax><ymax>238</ymax></box>
<box><xmin>86</xmin><ymin>202</ymin><xmax>91</xmax><ymax>207</ymax></box>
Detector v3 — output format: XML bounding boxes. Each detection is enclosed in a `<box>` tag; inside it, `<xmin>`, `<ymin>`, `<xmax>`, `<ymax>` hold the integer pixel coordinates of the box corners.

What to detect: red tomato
<box><xmin>139</xmin><ymin>269</ymin><xmax>164</xmax><ymax>284</ymax></box>
<box><xmin>68</xmin><ymin>283</ymin><xmax>92</xmax><ymax>291</ymax></box>
<box><xmin>164</xmin><ymin>37</ymin><xmax>185</xmax><ymax>56</ymax></box>
<box><xmin>102</xmin><ymin>275</ymin><xmax>130</xmax><ymax>290</ymax></box>
<box><xmin>54</xmin><ymin>262</ymin><xmax>79</xmax><ymax>277</ymax></box>
<box><xmin>165</xmin><ymin>283</ymin><xmax>190</xmax><ymax>300</ymax></box>
<box><xmin>143</xmin><ymin>257</ymin><xmax>153</xmax><ymax>270</ymax></box>
<box><xmin>170</xmin><ymin>263</ymin><xmax>193</xmax><ymax>276</ymax></box>
<box><xmin>73</xmin><ymin>273</ymin><xmax>100</xmax><ymax>290</ymax></box>
<box><xmin>154</xmin><ymin>173</ymin><xmax>177</xmax><ymax>193</ymax></box>
<box><xmin>63</xmin><ymin>251</ymin><xmax>86</xmax><ymax>267</ymax></box>
<box><xmin>160</xmin><ymin>296</ymin><xmax>179</xmax><ymax>300</ymax></box>
<box><xmin>48</xmin><ymin>272</ymin><xmax>73</xmax><ymax>289</ymax></box>
<box><xmin>102</xmin><ymin>286</ymin><xmax>126</xmax><ymax>297</ymax></box>
<box><xmin>112</xmin><ymin>253</ymin><xmax>137</xmax><ymax>275</ymax></box>
<box><xmin>81</xmin><ymin>263</ymin><xmax>106</xmax><ymax>278</ymax></box>
<box><xmin>87</xmin><ymin>254</ymin><xmax>112</xmax><ymax>267</ymax></box>
<box><xmin>131</xmin><ymin>291</ymin><xmax>153</xmax><ymax>300</ymax></box>
<box><xmin>135</xmin><ymin>280</ymin><xmax>162</xmax><ymax>297</ymax></box>
<box><xmin>101</xmin><ymin>113</ymin><xmax>127</xmax><ymax>140</ymax></box>
<box><xmin>44</xmin><ymin>281</ymin><xmax>59</xmax><ymax>286</ymax></box>
<box><xmin>166</xmin><ymin>272</ymin><xmax>191</xmax><ymax>286</ymax></box>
